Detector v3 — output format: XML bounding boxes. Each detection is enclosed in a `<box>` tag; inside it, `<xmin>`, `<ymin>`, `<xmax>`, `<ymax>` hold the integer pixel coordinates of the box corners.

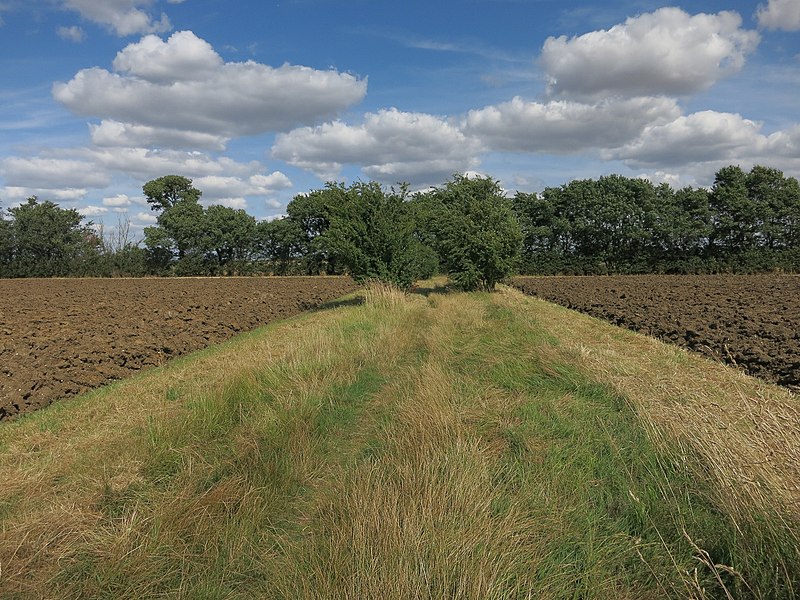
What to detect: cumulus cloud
<box><xmin>0</xmin><ymin>145</ymin><xmax>294</xmax><ymax>213</ymax></box>
<box><xmin>63</xmin><ymin>0</ymin><xmax>171</xmax><ymax>36</ymax></box>
<box><xmin>0</xmin><ymin>157</ymin><xmax>111</xmax><ymax>189</ymax></box>
<box><xmin>102</xmin><ymin>193</ymin><xmax>133</xmax><ymax>207</ymax></box>
<box><xmin>53</xmin><ymin>31</ymin><xmax>367</xmax><ymax>148</ymax></box>
<box><xmin>134</xmin><ymin>211</ymin><xmax>158</xmax><ymax>224</ymax></box>
<box><xmin>606</xmin><ymin>111</ymin><xmax>767</xmax><ymax>167</ymax></box>
<box><xmin>192</xmin><ymin>172</ymin><xmax>292</xmax><ymax>205</ymax></box>
<box><xmin>78</xmin><ymin>205</ymin><xmax>109</xmax><ymax>217</ymax></box>
<box><xmin>112</xmin><ymin>30</ymin><xmax>221</xmax><ymax>82</ymax></box>
<box><xmin>89</xmin><ymin>120</ymin><xmax>228</xmax><ymax>150</ymax></box>
<box><xmin>77</xmin><ymin>147</ymin><xmax>263</xmax><ymax>182</ymax></box>
<box><xmin>463</xmin><ymin>96</ymin><xmax>680</xmax><ymax>153</ymax></box>
<box><xmin>57</xmin><ymin>25</ymin><xmax>86</xmax><ymax>42</ymax></box>
<box><xmin>0</xmin><ymin>186</ymin><xmax>88</xmax><ymax>203</ymax></box>
<box><xmin>757</xmin><ymin>0</ymin><xmax>800</xmax><ymax>30</ymax></box>
<box><xmin>272</xmin><ymin>108</ymin><xmax>481</xmax><ymax>184</ymax></box>
<box><xmin>541</xmin><ymin>7</ymin><xmax>759</xmax><ymax>98</ymax></box>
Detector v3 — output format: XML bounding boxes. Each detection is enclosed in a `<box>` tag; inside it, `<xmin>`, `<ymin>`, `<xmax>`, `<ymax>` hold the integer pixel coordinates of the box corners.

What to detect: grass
<box><xmin>0</xmin><ymin>280</ymin><xmax>798</xmax><ymax>598</ymax></box>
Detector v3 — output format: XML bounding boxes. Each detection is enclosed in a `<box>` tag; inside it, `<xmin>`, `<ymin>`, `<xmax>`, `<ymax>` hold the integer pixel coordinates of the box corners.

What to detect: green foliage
<box><xmin>285</xmin><ymin>188</ymin><xmax>343</xmax><ymax>274</ymax></box>
<box><xmin>156</xmin><ymin>194</ymin><xmax>206</xmax><ymax>262</ymax></box>
<box><xmin>321</xmin><ymin>181</ymin><xmax>430</xmax><ymax>288</ymax></box>
<box><xmin>202</xmin><ymin>205</ymin><xmax>257</xmax><ymax>269</ymax></box>
<box><xmin>514</xmin><ymin>166</ymin><xmax>800</xmax><ymax>275</ymax></box>
<box><xmin>254</xmin><ymin>217</ymin><xmax>307</xmax><ymax>275</ymax></box>
<box><xmin>2</xmin><ymin>165</ymin><xmax>797</xmax><ymax>279</ymax></box>
<box><xmin>4</xmin><ymin>197</ymin><xmax>99</xmax><ymax>277</ymax></box>
<box><xmin>0</xmin><ymin>212</ymin><xmax>12</xmax><ymax>277</ymax></box>
<box><xmin>143</xmin><ymin>175</ymin><xmax>202</xmax><ymax>212</ymax></box>
<box><xmin>420</xmin><ymin>175</ymin><xmax>522</xmax><ymax>290</ymax></box>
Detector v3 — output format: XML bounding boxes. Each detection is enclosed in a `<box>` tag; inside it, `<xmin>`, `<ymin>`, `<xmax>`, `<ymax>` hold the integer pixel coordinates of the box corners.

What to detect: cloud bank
<box><xmin>53</xmin><ymin>31</ymin><xmax>368</xmax><ymax>149</ymax></box>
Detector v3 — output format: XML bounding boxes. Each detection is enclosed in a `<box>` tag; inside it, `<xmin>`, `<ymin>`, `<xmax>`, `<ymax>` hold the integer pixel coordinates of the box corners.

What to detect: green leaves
<box><xmin>143</xmin><ymin>175</ymin><xmax>202</xmax><ymax>212</ymax></box>
<box><xmin>314</xmin><ymin>182</ymin><xmax>428</xmax><ymax>288</ymax></box>
<box><xmin>420</xmin><ymin>175</ymin><xmax>522</xmax><ymax>291</ymax></box>
<box><xmin>4</xmin><ymin>197</ymin><xmax>99</xmax><ymax>277</ymax></box>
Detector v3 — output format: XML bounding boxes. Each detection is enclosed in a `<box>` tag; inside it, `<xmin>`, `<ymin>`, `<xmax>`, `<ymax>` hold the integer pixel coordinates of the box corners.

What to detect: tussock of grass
<box><xmin>1</xmin><ymin>283</ymin><xmax>798</xmax><ymax>598</ymax></box>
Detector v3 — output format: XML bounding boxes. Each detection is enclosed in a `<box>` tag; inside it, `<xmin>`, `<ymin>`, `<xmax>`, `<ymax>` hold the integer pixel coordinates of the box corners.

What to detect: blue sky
<box><xmin>0</xmin><ymin>0</ymin><xmax>798</xmax><ymax>236</ymax></box>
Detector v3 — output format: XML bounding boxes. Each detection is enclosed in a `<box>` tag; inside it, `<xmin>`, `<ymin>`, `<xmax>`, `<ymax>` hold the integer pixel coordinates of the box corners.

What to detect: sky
<box><xmin>0</xmin><ymin>0</ymin><xmax>798</xmax><ymax>238</ymax></box>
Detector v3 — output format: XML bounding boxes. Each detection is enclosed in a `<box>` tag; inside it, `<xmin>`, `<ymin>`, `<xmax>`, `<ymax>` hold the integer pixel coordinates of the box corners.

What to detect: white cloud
<box><xmin>249</xmin><ymin>172</ymin><xmax>292</xmax><ymax>190</ymax></box>
<box><xmin>757</xmin><ymin>0</ymin><xmax>800</xmax><ymax>31</ymax></box>
<box><xmin>89</xmin><ymin>120</ymin><xmax>228</xmax><ymax>150</ymax></box>
<box><xmin>464</xmin><ymin>96</ymin><xmax>680</xmax><ymax>153</ymax></box>
<box><xmin>57</xmin><ymin>25</ymin><xmax>86</xmax><ymax>43</ymax></box>
<box><xmin>214</xmin><ymin>197</ymin><xmax>248</xmax><ymax>210</ymax></box>
<box><xmin>102</xmin><ymin>193</ymin><xmax>132</xmax><ymax>207</ymax></box>
<box><xmin>78</xmin><ymin>147</ymin><xmax>264</xmax><ymax>182</ymax></box>
<box><xmin>63</xmin><ymin>0</ymin><xmax>171</xmax><ymax>36</ymax></box>
<box><xmin>78</xmin><ymin>205</ymin><xmax>109</xmax><ymax>217</ymax></box>
<box><xmin>272</xmin><ymin>108</ymin><xmax>481</xmax><ymax>184</ymax></box>
<box><xmin>0</xmin><ymin>157</ymin><xmax>111</xmax><ymax>189</ymax></box>
<box><xmin>134</xmin><ymin>211</ymin><xmax>158</xmax><ymax>224</ymax></box>
<box><xmin>0</xmin><ymin>144</ymin><xmax>294</xmax><ymax>213</ymax></box>
<box><xmin>192</xmin><ymin>172</ymin><xmax>293</xmax><ymax>204</ymax></box>
<box><xmin>606</xmin><ymin>111</ymin><xmax>767</xmax><ymax>167</ymax></box>
<box><xmin>765</xmin><ymin>124</ymin><xmax>800</xmax><ymax>160</ymax></box>
<box><xmin>53</xmin><ymin>31</ymin><xmax>367</xmax><ymax>146</ymax></box>
<box><xmin>112</xmin><ymin>30</ymin><xmax>222</xmax><ymax>82</ymax></box>
<box><xmin>0</xmin><ymin>186</ymin><xmax>88</xmax><ymax>203</ymax></box>
<box><xmin>636</xmin><ymin>171</ymin><xmax>688</xmax><ymax>189</ymax></box>
<box><xmin>541</xmin><ymin>7</ymin><xmax>759</xmax><ymax>98</ymax></box>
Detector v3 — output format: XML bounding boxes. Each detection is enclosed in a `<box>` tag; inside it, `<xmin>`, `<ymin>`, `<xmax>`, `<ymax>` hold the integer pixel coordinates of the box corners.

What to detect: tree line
<box><xmin>514</xmin><ymin>165</ymin><xmax>800</xmax><ymax>274</ymax></box>
<box><xmin>1</xmin><ymin>165</ymin><xmax>798</xmax><ymax>285</ymax></box>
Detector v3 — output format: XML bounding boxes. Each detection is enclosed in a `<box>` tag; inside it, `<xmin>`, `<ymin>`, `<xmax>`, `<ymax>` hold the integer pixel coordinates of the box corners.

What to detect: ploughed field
<box><xmin>511</xmin><ymin>274</ymin><xmax>800</xmax><ymax>392</ymax></box>
<box><xmin>0</xmin><ymin>276</ymin><xmax>357</xmax><ymax>420</ymax></box>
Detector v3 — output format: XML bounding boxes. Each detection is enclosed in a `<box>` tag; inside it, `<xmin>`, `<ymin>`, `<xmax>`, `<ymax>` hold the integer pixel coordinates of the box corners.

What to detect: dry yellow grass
<box><xmin>1</xmin><ymin>282</ymin><xmax>798</xmax><ymax>598</ymax></box>
<box><xmin>495</xmin><ymin>286</ymin><xmax>800</xmax><ymax>526</ymax></box>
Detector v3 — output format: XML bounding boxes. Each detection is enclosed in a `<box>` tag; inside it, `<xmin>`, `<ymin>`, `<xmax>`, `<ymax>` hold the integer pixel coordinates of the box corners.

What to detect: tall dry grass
<box><xmin>1</xmin><ymin>282</ymin><xmax>798</xmax><ymax>598</ymax></box>
<box><xmin>497</xmin><ymin>284</ymin><xmax>800</xmax><ymax>597</ymax></box>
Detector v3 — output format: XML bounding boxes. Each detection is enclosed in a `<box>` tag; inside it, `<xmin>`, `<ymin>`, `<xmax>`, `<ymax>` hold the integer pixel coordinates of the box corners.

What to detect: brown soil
<box><xmin>0</xmin><ymin>277</ymin><xmax>358</xmax><ymax>420</ymax></box>
<box><xmin>511</xmin><ymin>275</ymin><xmax>800</xmax><ymax>392</ymax></box>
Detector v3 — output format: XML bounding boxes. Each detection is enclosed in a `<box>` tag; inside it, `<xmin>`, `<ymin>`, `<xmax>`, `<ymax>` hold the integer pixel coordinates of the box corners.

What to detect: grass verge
<box><xmin>1</xmin><ymin>281</ymin><xmax>798</xmax><ymax>598</ymax></box>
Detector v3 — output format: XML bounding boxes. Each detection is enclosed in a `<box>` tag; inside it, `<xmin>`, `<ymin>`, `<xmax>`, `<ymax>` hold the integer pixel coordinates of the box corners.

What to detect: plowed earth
<box><xmin>0</xmin><ymin>277</ymin><xmax>358</xmax><ymax>420</ymax></box>
<box><xmin>512</xmin><ymin>275</ymin><xmax>799</xmax><ymax>392</ymax></box>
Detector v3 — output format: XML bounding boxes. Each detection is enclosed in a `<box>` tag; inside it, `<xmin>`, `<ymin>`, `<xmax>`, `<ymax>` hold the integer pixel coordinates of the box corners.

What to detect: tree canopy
<box><xmin>1</xmin><ymin>164</ymin><xmax>798</xmax><ymax>279</ymax></box>
<box><xmin>143</xmin><ymin>175</ymin><xmax>202</xmax><ymax>212</ymax></box>
<box><xmin>417</xmin><ymin>175</ymin><xmax>522</xmax><ymax>290</ymax></box>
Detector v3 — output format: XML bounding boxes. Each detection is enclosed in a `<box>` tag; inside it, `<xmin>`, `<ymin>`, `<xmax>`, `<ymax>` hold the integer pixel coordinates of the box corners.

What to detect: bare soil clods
<box><xmin>511</xmin><ymin>275</ymin><xmax>800</xmax><ymax>392</ymax></box>
<box><xmin>0</xmin><ymin>277</ymin><xmax>358</xmax><ymax>420</ymax></box>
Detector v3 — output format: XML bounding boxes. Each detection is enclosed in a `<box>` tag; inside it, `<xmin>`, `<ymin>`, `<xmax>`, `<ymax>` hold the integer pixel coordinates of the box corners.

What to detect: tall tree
<box><xmin>255</xmin><ymin>217</ymin><xmax>307</xmax><ymax>275</ymax></box>
<box><xmin>652</xmin><ymin>185</ymin><xmax>711</xmax><ymax>268</ymax></box>
<box><xmin>422</xmin><ymin>175</ymin><xmax>521</xmax><ymax>291</ymax></box>
<box><xmin>284</xmin><ymin>187</ymin><xmax>345</xmax><ymax>274</ymax></box>
<box><xmin>709</xmin><ymin>165</ymin><xmax>755</xmax><ymax>256</ymax></box>
<box><xmin>0</xmin><ymin>208</ymin><xmax>12</xmax><ymax>276</ymax></box>
<box><xmin>203</xmin><ymin>205</ymin><xmax>257</xmax><ymax>267</ymax></box>
<box><xmin>143</xmin><ymin>175</ymin><xmax>202</xmax><ymax>212</ymax></box>
<box><xmin>157</xmin><ymin>198</ymin><xmax>206</xmax><ymax>262</ymax></box>
<box><xmin>746</xmin><ymin>165</ymin><xmax>800</xmax><ymax>250</ymax></box>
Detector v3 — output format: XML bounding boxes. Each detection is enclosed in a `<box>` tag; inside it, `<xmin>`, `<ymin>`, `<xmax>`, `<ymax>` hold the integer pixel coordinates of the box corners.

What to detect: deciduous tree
<box><xmin>422</xmin><ymin>175</ymin><xmax>521</xmax><ymax>291</ymax></box>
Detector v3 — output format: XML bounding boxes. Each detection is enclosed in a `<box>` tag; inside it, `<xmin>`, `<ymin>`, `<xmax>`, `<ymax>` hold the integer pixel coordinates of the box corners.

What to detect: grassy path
<box><xmin>1</xmin><ymin>282</ymin><xmax>798</xmax><ymax>598</ymax></box>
